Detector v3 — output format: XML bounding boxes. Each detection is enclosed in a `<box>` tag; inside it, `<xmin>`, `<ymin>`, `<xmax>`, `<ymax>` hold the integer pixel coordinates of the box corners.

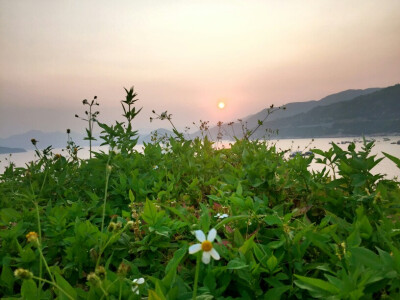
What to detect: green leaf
<box><xmin>349</xmin><ymin>247</ymin><xmax>381</xmax><ymax>269</ymax></box>
<box><xmin>148</xmin><ymin>289</ymin><xmax>164</xmax><ymax>300</ymax></box>
<box><xmin>236</xmin><ymin>182</ymin><xmax>243</xmax><ymax>196</ymax></box>
<box><xmin>129</xmin><ymin>189</ymin><xmax>135</xmax><ymax>203</ymax></box>
<box><xmin>239</xmin><ymin>234</ymin><xmax>255</xmax><ymax>254</ymax></box>
<box><xmin>204</xmin><ymin>271</ymin><xmax>217</xmax><ymax>292</ymax></box>
<box><xmin>267</xmin><ymin>254</ymin><xmax>278</xmax><ymax>271</ymax></box>
<box><xmin>21</xmin><ymin>279</ymin><xmax>38</xmax><ymax>300</ymax></box>
<box><xmin>294</xmin><ymin>274</ymin><xmax>340</xmax><ymax>294</ymax></box>
<box><xmin>264</xmin><ymin>286</ymin><xmax>291</xmax><ymax>299</ymax></box>
<box><xmin>264</xmin><ymin>214</ymin><xmax>282</xmax><ymax>226</ymax></box>
<box><xmin>163</xmin><ymin>245</ymin><xmax>188</xmax><ymax>287</ymax></box>
<box><xmin>214</xmin><ymin>215</ymin><xmax>249</xmax><ymax>230</ymax></box>
<box><xmin>227</xmin><ymin>259</ymin><xmax>248</xmax><ymax>270</ymax></box>
<box><xmin>383</xmin><ymin>152</ymin><xmax>400</xmax><ymax>169</ymax></box>
<box><xmin>142</xmin><ymin>199</ymin><xmax>158</xmax><ymax>226</ymax></box>
<box><xmin>0</xmin><ymin>265</ymin><xmax>14</xmax><ymax>291</ymax></box>
<box><xmin>55</xmin><ymin>273</ymin><xmax>77</xmax><ymax>300</ymax></box>
<box><xmin>199</xmin><ymin>204</ymin><xmax>210</xmax><ymax>233</ymax></box>
<box><xmin>233</xmin><ymin>229</ymin><xmax>244</xmax><ymax>247</ymax></box>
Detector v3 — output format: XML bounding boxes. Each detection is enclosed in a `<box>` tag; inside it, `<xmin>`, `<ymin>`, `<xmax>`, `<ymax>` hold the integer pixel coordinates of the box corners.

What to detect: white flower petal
<box><xmin>221</xmin><ymin>214</ymin><xmax>229</xmax><ymax>218</ymax></box>
<box><xmin>189</xmin><ymin>244</ymin><xmax>202</xmax><ymax>254</ymax></box>
<box><xmin>207</xmin><ymin>228</ymin><xmax>217</xmax><ymax>242</ymax></box>
<box><xmin>214</xmin><ymin>213</ymin><xmax>220</xmax><ymax>218</ymax></box>
<box><xmin>136</xmin><ymin>278</ymin><xmax>145</xmax><ymax>284</ymax></box>
<box><xmin>132</xmin><ymin>286</ymin><xmax>139</xmax><ymax>294</ymax></box>
<box><xmin>202</xmin><ymin>251</ymin><xmax>211</xmax><ymax>264</ymax></box>
<box><xmin>210</xmin><ymin>248</ymin><xmax>220</xmax><ymax>260</ymax></box>
<box><xmin>195</xmin><ymin>230</ymin><xmax>206</xmax><ymax>242</ymax></box>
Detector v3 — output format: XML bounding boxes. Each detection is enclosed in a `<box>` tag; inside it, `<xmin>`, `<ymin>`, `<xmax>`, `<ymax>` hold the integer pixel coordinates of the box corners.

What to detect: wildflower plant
<box><xmin>98</xmin><ymin>87</ymin><xmax>141</xmax><ymax>155</ymax></box>
<box><xmin>1</xmin><ymin>86</ymin><xmax>400</xmax><ymax>300</ymax></box>
<box><xmin>75</xmin><ymin>95</ymin><xmax>99</xmax><ymax>159</ymax></box>
<box><xmin>189</xmin><ymin>229</ymin><xmax>220</xmax><ymax>264</ymax></box>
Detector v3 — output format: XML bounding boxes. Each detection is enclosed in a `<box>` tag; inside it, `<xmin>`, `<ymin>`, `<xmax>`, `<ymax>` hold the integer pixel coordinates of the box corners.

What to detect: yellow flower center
<box><xmin>26</xmin><ymin>231</ymin><xmax>38</xmax><ymax>243</ymax></box>
<box><xmin>201</xmin><ymin>240</ymin><xmax>213</xmax><ymax>252</ymax></box>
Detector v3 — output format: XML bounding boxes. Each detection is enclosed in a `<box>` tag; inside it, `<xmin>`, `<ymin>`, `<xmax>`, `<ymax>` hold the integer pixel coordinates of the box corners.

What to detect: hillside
<box><xmin>201</xmin><ymin>87</ymin><xmax>381</xmax><ymax>139</ymax></box>
<box><xmin>0</xmin><ymin>146</ymin><xmax>26</xmax><ymax>154</ymax></box>
<box><xmin>253</xmin><ymin>84</ymin><xmax>400</xmax><ymax>138</ymax></box>
<box><xmin>243</xmin><ymin>87</ymin><xmax>380</xmax><ymax>127</ymax></box>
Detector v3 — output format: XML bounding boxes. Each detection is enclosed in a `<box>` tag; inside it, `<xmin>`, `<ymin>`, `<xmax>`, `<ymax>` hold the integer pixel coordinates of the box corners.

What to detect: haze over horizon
<box><xmin>1</xmin><ymin>0</ymin><xmax>400</xmax><ymax>138</ymax></box>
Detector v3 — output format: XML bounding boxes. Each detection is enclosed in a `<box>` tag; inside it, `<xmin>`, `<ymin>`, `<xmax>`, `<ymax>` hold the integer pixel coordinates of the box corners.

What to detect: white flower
<box><xmin>189</xmin><ymin>229</ymin><xmax>220</xmax><ymax>264</ymax></box>
<box><xmin>132</xmin><ymin>277</ymin><xmax>145</xmax><ymax>294</ymax></box>
<box><xmin>110</xmin><ymin>146</ymin><xmax>120</xmax><ymax>154</ymax></box>
<box><xmin>214</xmin><ymin>213</ymin><xmax>229</xmax><ymax>219</ymax></box>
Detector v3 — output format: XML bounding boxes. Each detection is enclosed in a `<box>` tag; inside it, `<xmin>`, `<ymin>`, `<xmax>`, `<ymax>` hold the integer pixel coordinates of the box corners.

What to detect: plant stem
<box><xmin>37</xmin><ymin>244</ymin><xmax>55</xmax><ymax>283</ymax></box>
<box><xmin>89</xmin><ymin>104</ymin><xmax>92</xmax><ymax>159</ymax></box>
<box><xmin>34</xmin><ymin>202</ymin><xmax>43</xmax><ymax>295</ymax></box>
<box><xmin>118</xmin><ymin>280</ymin><xmax>122</xmax><ymax>300</ymax></box>
<box><xmin>97</xmin><ymin>157</ymin><xmax>112</xmax><ymax>268</ymax></box>
<box><xmin>32</xmin><ymin>276</ymin><xmax>74</xmax><ymax>300</ymax></box>
<box><xmin>192</xmin><ymin>253</ymin><xmax>201</xmax><ymax>300</ymax></box>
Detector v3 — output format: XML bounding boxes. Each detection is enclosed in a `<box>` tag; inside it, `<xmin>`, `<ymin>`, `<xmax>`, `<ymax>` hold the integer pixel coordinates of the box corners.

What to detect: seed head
<box><xmin>14</xmin><ymin>268</ymin><xmax>33</xmax><ymax>280</ymax></box>
<box><xmin>95</xmin><ymin>266</ymin><xmax>106</xmax><ymax>280</ymax></box>
<box><xmin>117</xmin><ymin>262</ymin><xmax>130</xmax><ymax>277</ymax></box>
<box><xmin>87</xmin><ymin>272</ymin><xmax>101</xmax><ymax>286</ymax></box>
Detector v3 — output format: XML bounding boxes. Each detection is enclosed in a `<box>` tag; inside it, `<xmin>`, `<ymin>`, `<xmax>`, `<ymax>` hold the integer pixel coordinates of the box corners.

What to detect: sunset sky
<box><xmin>1</xmin><ymin>0</ymin><xmax>400</xmax><ymax>137</ymax></box>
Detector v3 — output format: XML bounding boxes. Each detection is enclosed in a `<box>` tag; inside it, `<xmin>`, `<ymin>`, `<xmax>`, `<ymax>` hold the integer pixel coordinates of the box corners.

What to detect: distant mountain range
<box><xmin>202</xmin><ymin>85</ymin><xmax>400</xmax><ymax>140</ymax></box>
<box><xmin>0</xmin><ymin>146</ymin><xmax>26</xmax><ymax>154</ymax></box>
<box><xmin>1</xmin><ymin>85</ymin><xmax>399</xmax><ymax>153</ymax></box>
<box><xmin>0</xmin><ymin>130</ymin><xmax>88</xmax><ymax>152</ymax></box>
<box><xmin>251</xmin><ymin>84</ymin><xmax>400</xmax><ymax>139</ymax></box>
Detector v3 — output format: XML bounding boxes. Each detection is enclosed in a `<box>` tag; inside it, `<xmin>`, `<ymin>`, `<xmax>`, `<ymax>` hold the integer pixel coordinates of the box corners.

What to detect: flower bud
<box><xmin>117</xmin><ymin>262</ymin><xmax>130</xmax><ymax>277</ymax></box>
<box><xmin>108</xmin><ymin>222</ymin><xmax>116</xmax><ymax>232</ymax></box>
<box><xmin>26</xmin><ymin>231</ymin><xmax>39</xmax><ymax>244</ymax></box>
<box><xmin>87</xmin><ymin>272</ymin><xmax>101</xmax><ymax>286</ymax></box>
<box><xmin>95</xmin><ymin>266</ymin><xmax>106</xmax><ymax>280</ymax></box>
<box><xmin>14</xmin><ymin>268</ymin><xmax>33</xmax><ymax>280</ymax></box>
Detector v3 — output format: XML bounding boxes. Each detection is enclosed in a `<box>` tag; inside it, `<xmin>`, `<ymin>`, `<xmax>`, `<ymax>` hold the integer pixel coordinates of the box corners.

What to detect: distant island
<box><xmin>0</xmin><ymin>146</ymin><xmax>26</xmax><ymax>154</ymax></box>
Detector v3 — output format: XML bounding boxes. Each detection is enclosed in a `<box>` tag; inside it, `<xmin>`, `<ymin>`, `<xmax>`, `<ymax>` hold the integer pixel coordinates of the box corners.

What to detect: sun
<box><xmin>218</xmin><ymin>102</ymin><xmax>225</xmax><ymax>109</ymax></box>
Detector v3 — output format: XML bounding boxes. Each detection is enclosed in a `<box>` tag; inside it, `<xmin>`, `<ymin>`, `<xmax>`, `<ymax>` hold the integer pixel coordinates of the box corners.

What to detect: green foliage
<box><xmin>0</xmin><ymin>87</ymin><xmax>400</xmax><ymax>299</ymax></box>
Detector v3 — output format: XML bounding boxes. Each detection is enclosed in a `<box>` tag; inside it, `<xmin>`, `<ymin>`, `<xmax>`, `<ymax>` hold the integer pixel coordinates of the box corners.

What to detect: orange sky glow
<box><xmin>0</xmin><ymin>0</ymin><xmax>399</xmax><ymax>136</ymax></box>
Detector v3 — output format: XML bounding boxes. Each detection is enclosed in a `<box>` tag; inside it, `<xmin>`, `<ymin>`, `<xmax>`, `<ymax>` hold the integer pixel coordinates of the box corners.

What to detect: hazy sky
<box><xmin>1</xmin><ymin>0</ymin><xmax>400</xmax><ymax>137</ymax></box>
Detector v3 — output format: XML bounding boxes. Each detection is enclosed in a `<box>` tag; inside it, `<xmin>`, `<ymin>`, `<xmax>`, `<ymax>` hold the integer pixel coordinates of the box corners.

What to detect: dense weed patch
<box><xmin>1</xmin><ymin>88</ymin><xmax>400</xmax><ymax>299</ymax></box>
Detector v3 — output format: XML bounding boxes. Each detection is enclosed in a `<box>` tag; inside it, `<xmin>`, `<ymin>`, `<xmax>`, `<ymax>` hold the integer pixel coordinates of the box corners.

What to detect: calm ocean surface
<box><xmin>1</xmin><ymin>136</ymin><xmax>399</xmax><ymax>180</ymax></box>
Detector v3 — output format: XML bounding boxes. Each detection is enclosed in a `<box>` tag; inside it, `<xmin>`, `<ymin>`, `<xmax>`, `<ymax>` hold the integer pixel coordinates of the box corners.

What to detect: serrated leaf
<box><xmin>142</xmin><ymin>199</ymin><xmax>158</xmax><ymax>226</ymax></box>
